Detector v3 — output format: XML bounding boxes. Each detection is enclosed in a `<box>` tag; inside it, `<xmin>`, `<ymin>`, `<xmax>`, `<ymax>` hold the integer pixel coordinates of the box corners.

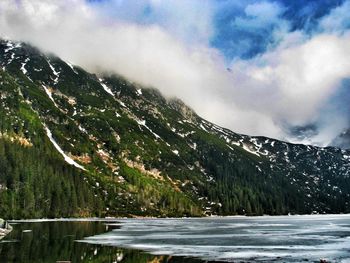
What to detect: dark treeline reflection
<box><xmin>0</xmin><ymin>221</ymin><xmax>205</xmax><ymax>263</ymax></box>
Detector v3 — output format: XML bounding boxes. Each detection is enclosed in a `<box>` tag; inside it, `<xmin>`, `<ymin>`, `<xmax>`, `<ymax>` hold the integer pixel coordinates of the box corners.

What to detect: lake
<box><xmin>1</xmin><ymin>215</ymin><xmax>350</xmax><ymax>262</ymax></box>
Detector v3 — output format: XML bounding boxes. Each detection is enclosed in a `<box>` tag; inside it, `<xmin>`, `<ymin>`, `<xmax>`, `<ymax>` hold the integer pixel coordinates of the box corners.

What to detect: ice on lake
<box><xmin>82</xmin><ymin>214</ymin><xmax>350</xmax><ymax>262</ymax></box>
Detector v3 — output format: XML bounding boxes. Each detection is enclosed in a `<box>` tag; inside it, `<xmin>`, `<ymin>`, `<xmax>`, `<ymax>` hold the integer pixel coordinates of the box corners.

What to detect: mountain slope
<box><xmin>0</xmin><ymin>39</ymin><xmax>349</xmax><ymax>219</ymax></box>
<box><xmin>332</xmin><ymin>129</ymin><xmax>350</xmax><ymax>150</ymax></box>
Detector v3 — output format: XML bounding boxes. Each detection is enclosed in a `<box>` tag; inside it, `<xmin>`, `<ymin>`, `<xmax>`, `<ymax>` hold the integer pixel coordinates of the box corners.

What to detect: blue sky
<box><xmin>212</xmin><ymin>0</ymin><xmax>345</xmax><ymax>59</ymax></box>
<box><xmin>87</xmin><ymin>0</ymin><xmax>347</xmax><ymax>61</ymax></box>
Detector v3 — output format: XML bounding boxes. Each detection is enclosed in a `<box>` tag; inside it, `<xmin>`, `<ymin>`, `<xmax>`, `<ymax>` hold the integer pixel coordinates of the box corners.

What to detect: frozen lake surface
<box><xmin>82</xmin><ymin>214</ymin><xmax>350</xmax><ymax>262</ymax></box>
<box><xmin>1</xmin><ymin>215</ymin><xmax>350</xmax><ymax>262</ymax></box>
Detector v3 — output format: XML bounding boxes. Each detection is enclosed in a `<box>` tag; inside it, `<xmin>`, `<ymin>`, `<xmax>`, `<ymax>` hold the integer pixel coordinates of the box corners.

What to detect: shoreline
<box><xmin>9</xmin><ymin>213</ymin><xmax>350</xmax><ymax>223</ymax></box>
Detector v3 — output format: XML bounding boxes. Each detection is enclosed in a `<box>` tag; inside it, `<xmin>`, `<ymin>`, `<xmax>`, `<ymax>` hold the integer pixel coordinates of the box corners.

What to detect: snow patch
<box><xmin>4</xmin><ymin>41</ymin><xmax>21</xmax><ymax>53</ymax></box>
<box><xmin>47</xmin><ymin>60</ymin><xmax>60</xmax><ymax>84</ymax></box>
<box><xmin>78</xmin><ymin>125</ymin><xmax>87</xmax><ymax>134</ymax></box>
<box><xmin>20</xmin><ymin>58</ymin><xmax>30</xmax><ymax>75</ymax></box>
<box><xmin>242</xmin><ymin>144</ymin><xmax>260</xmax><ymax>157</ymax></box>
<box><xmin>231</xmin><ymin>141</ymin><xmax>240</xmax><ymax>146</ymax></box>
<box><xmin>200</xmin><ymin>124</ymin><xmax>208</xmax><ymax>132</ymax></box>
<box><xmin>4</xmin><ymin>42</ymin><xmax>14</xmax><ymax>53</ymax></box>
<box><xmin>137</xmin><ymin>119</ymin><xmax>161</xmax><ymax>139</ymax></box>
<box><xmin>66</xmin><ymin>61</ymin><xmax>78</xmax><ymax>74</ymax></box>
<box><xmin>42</xmin><ymin>85</ymin><xmax>59</xmax><ymax>108</ymax></box>
<box><xmin>99</xmin><ymin>78</ymin><xmax>114</xmax><ymax>97</ymax></box>
<box><xmin>45</xmin><ymin>126</ymin><xmax>85</xmax><ymax>170</ymax></box>
<box><xmin>118</xmin><ymin>100</ymin><xmax>126</xmax><ymax>107</ymax></box>
<box><xmin>7</xmin><ymin>53</ymin><xmax>15</xmax><ymax>65</ymax></box>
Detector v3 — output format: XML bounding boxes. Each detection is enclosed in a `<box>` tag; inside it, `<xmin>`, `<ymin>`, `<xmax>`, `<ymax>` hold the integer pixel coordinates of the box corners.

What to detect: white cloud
<box><xmin>90</xmin><ymin>0</ymin><xmax>215</xmax><ymax>45</ymax></box>
<box><xmin>319</xmin><ymin>0</ymin><xmax>350</xmax><ymax>33</ymax></box>
<box><xmin>229</xmin><ymin>33</ymin><xmax>350</xmax><ymax>144</ymax></box>
<box><xmin>1</xmin><ymin>0</ymin><xmax>350</xmax><ymax>146</ymax></box>
<box><xmin>232</xmin><ymin>1</ymin><xmax>288</xmax><ymax>32</ymax></box>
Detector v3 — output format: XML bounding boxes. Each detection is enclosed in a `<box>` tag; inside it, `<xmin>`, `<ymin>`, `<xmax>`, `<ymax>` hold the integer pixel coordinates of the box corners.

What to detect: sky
<box><xmin>1</xmin><ymin>0</ymin><xmax>350</xmax><ymax>146</ymax></box>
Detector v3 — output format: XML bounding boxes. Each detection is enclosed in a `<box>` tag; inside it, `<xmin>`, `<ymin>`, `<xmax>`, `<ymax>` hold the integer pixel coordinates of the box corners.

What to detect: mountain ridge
<box><xmin>0</xmin><ymin>38</ymin><xmax>349</xmax><ymax>219</ymax></box>
<box><xmin>332</xmin><ymin>129</ymin><xmax>350</xmax><ymax>150</ymax></box>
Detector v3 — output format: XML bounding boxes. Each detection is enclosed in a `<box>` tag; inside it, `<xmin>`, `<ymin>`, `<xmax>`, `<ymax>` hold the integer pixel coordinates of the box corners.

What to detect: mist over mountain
<box><xmin>1</xmin><ymin>0</ymin><xmax>350</xmax><ymax>147</ymax></box>
<box><xmin>333</xmin><ymin>129</ymin><xmax>350</xmax><ymax>149</ymax></box>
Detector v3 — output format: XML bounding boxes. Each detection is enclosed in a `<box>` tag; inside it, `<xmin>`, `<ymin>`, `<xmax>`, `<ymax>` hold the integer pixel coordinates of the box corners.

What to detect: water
<box><xmin>1</xmin><ymin>215</ymin><xmax>350</xmax><ymax>262</ymax></box>
<box><xmin>0</xmin><ymin>219</ymin><xmax>201</xmax><ymax>263</ymax></box>
<box><xmin>84</xmin><ymin>215</ymin><xmax>350</xmax><ymax>262</ymax></box>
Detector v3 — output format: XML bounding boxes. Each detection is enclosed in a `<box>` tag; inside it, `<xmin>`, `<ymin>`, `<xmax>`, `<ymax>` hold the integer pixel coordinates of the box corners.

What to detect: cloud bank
<box><xmin>1</xmin><ymin>0</ymin><xmax>350</xmax><ymax>146</ymax></box>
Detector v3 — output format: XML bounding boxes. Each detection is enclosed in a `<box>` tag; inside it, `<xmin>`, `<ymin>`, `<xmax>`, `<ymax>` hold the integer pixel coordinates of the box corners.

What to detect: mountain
<box><xmin>0</xmin><ymin>39</ymin><xmax>349</xmax><ymax>219</ymax></box>
<box><xmin>332</xmin><ymin>129</ymin><xmax>350</xmax><ymax>150</ymax></box>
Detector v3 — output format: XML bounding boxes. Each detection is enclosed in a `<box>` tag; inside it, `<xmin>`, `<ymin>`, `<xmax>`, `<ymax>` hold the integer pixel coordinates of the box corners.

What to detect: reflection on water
<box><xmin>0</xmin><ymin>220</ymin><xmax>204</xmax><ymax>263</ymax></box>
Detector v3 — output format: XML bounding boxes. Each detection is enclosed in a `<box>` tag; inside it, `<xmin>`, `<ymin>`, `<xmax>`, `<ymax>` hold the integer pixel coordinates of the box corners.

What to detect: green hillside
<box><xmin>0</xmin><ymin>39</ymin><xmax>349</xmax><ymax>219</ymax></box>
